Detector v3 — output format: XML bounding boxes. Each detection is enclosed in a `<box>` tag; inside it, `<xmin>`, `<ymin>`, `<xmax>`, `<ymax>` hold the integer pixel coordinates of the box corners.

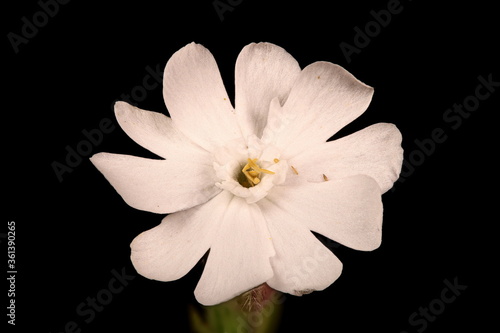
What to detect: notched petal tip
<box><xmin>307</xmin><ymin>61</ymin><xmax>374</xmax><ymax>92</ymax></box>
<box><xmin>293</xmin><ymin>289</ymin><xmax>315</xmax><ymax>296</ymax></box>
<box><xmin>113</xmin><ymin>100</ymin><xmax>134</xmax><ymax>117</ymax></box>
<box><xmin>240</xmin><ymin>41</ymin><xmax>290</xmax><ymax>56</ymax></box>
<box><xmin>372</xmin><ymin>122</ymin><xmax>404</xmax><ymax>193</ymax></box>
<box><xmin>129</xmin><ymin>232</ymin><xmax>172</xmax><ymax>282</ymax></box>
<box><xmin>355</xmin><ymin>231</ymin><xmax>382</xmax><ymax>252</ymax></box>
<box><xmin>300</xmin><ymin>62</ymin><xmax>374</xmax><ymax>107</ymax></box>
<box><xmin>171</xmin><ymin>41</ymin><xmax>208</xmax><ymax>60</ymax></box>
<box><xmin>89</xmin><ymin>152</ymin><xmax>111</xmax><ymax>166</ymax></box>
<box><xmin>129</xmin><ymin>204</ymin><xmax>219</xmax><ymax>283</ymax></box>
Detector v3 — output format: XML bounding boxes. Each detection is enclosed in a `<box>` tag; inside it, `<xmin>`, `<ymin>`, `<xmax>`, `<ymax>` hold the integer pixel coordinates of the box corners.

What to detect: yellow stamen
<box><xmin>323</xmin><ymin>174</ymin><xmax>329</xmax><ymax>181</ymax></box>
<box><xmin>291</xmin><ymin>166</ymin><xmax>299</xmax><ymax>175</ymax></box>
<box><xmin>248</xmin><ymin>170</ymin><xmax>259</xmax><ymax>177</ymax></box>
<box><xmin>241</xmin><ymin>158</ymin><xmax>275</xmax><ymax>187</ymax></box>
<box><xmin>242</xmin><ymin>168</ymin><xmax>256</xmax><ymax>186</ymax></box>
<box><xmin>247</xmin><ymin>159</ymin><xmax>275</xmax><ymax>175</ymax></box>
<box><xmin>273</xmin><ymin>158</ymin><xmax>280</xmax><ymax>163</ymax></box>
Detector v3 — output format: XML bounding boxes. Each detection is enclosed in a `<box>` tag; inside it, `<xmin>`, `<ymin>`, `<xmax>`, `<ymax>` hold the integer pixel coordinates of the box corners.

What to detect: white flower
<box><xmin>90</xmin><ymin>42</ymin><xmax>403</xmax><ymax>306</ymax></box>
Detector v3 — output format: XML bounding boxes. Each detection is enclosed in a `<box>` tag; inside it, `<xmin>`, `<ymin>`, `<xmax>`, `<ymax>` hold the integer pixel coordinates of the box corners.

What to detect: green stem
<box><xmin>189</xmin><ymin>284</ymin><xmax>284</xmax><ymax>333</ymax></box>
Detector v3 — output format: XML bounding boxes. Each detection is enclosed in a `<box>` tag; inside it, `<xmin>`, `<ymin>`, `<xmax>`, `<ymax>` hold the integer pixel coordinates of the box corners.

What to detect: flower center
<box><xmin>238</xmin><ymin>158</ymin><xmax>275</xmax><ymax>188</ymax></box>
<box><xmin>212</xmin><ymin>136</ymin><xmax>288</xmax><ymax>204</ymax></box>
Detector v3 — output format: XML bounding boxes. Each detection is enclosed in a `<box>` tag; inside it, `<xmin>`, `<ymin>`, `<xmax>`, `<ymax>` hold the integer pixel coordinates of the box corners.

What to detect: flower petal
<box><xmin>114</xmin><ymin>101</ymin><xmax>207</xmax><ymax>160</ymax></box>
<box><xmin>259</xmin><ymin>197</ymin><xmax>343</xmax><ymax>295</ymax></box>
<box><xmin>90</xmin><ymin>153</ymin><xmax>220</xmax><ymax>214</ymax></box>
<box><xmin>265</xmin><ymin>175</ymin><xmax>383</xmax><ymax>251</ymax></box>
<box><xmin>289</xmin><ymin>123</ymin><xmax>403</xmax><ymax>193</ymax></box>
<box><xmin>262</xmin><ymin>62</ymin><xmax>374</xmax><ymax>158</ymax></box>
<box><xmin>130</xmin><ymin>191</ymin><xmax>232</xmax><ymax>282</ymax></box>
<box><xmin>234</xmin><ymin>42</ymin><xmax>301</xmax><ymax>139</ymax></box>
<box><xmin>194</xmin><ymin>196</ymin><xmax>275</xmax><ymax>305</ymax></box>
<box><xmin>163</xmin><ymin>42</ymin><xmax>242</xmax><ymax>152</ymax></box>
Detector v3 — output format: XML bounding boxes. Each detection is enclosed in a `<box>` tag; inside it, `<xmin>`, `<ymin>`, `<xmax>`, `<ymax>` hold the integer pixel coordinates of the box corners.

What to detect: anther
<box><xmin>240</xmin><ymin>158</ymin><xmax>275</xmax><ymax>187</ymax></box>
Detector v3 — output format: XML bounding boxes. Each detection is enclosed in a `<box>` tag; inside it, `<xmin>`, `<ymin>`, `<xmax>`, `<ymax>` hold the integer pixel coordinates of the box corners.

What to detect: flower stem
<box><xmin>189</xmin><ymin>284</ymin><xmax>284</xmax><ymax>333</ymax></box>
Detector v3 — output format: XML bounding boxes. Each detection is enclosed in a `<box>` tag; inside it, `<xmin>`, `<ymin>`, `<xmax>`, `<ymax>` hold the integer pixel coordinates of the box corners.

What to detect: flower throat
<box><xmin>238</xmin><ymin>158</ymin><xmax>275</xmax><ymax>188</ymax></box>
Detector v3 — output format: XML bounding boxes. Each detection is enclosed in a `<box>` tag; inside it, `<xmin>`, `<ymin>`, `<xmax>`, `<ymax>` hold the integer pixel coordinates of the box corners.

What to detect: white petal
<box><xmin>163</xmin><ymin>42</ymin><xmax>242</xmax><ymax>152</ymax></box>
<box><xmin>234</xmin><ymin>42</ymin><xmax>301</xmax><ymax>139</ymax></box>
<box><xmin>130</xmin><ymin>191</ymin><xmax>232</xmax><ymax>281</ymax></box>
<box><xmin>262</xmin><ymin>62</ymin><xmax>374</xmax><ymax>158</ymax></box>
<box><xmin>259</xmin><ymin>197</ymin><xmax>342</xmax><ymax>295</ymax></box>
<box><xmin>194</xmin><ymin>196</ymin><xmax>275</xmax><ymax>306</ymax></box>
<box><xmin>289</xmin><ymin>123</ymin><xmax>403</xmax><ymax>193</ymax></box>
<box><xmin>265</xmin><ymin>175</ymin><xmax>383</xmax><ymax>251</ymax></box>
<box><xmin>90</xmin><ymin>153</ymin><xmax>220</xmax><ymax>214</ymax></box>
<box><xmin>114</xmin><ymin>101</ymin><xmax>207</xmax><ymax>160</ymax></box>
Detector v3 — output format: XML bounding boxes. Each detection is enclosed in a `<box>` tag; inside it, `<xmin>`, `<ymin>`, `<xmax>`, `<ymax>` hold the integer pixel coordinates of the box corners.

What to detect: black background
<box><xmin>5</xmin><ymin>0</ymin><xmax>498</xmax><ymax>332</ymax></box>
